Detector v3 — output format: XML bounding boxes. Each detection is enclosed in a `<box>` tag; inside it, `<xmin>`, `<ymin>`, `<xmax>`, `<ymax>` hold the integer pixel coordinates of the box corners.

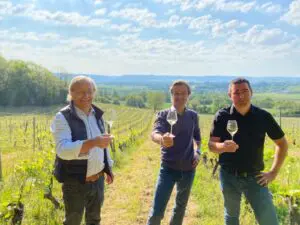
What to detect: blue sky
<box><xmin>0</xmin><ymin>0</ymin><xmax>299</xmax><ymax>76</ymax></box>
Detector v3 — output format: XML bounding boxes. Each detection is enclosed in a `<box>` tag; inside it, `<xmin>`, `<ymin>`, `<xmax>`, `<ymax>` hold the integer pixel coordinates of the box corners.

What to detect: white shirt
<box><xmin>50</xmin><ymin>107</ymin><xmax>113</xmax><ymax>177</ymax></box>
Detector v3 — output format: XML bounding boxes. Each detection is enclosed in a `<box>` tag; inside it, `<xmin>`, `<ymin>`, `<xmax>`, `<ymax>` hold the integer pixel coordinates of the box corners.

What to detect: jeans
<box><xmin>62</xmin><ymin>176</ymin><xmax>105</xmax><ymax>225</ymax></box>
<box><xmin>220</xmin><ymin>167</ymin><xmax>279</xmax><ymax>225</ymax></box>
<box><xmin>147</xmin><ymin>165</ymin><xmax>195</xmax><ymax>225</ymax></box>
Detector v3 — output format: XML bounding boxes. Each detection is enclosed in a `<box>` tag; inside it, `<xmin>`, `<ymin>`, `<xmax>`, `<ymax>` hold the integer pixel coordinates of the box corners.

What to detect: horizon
<box><xmin>1</xmin><ymin>0</ymin><xmax>299</xmax><ymax>76</ymax></box>
<box><xmin>56</xmin><ymin>73</ymin><xmax>300</xmax><ymax>78</ymax></box>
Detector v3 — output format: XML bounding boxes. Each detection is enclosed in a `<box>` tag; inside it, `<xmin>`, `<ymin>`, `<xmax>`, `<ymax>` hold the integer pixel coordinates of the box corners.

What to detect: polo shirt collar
<box><xmin>230</xmin><ymin>104</ymin><xmax>255</xmax><ymax>116</ymax></box>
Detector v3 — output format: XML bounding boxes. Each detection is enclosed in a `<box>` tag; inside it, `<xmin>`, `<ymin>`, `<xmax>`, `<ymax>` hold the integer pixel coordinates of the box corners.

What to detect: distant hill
<box><xmin>55</xmin><ymin>73</ymin><xmax>300</xmax><ymax>93</ymax></box>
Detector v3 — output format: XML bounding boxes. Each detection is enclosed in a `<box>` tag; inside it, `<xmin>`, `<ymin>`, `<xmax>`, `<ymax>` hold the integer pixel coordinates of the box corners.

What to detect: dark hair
<box><xmin>169</xmin><ymin>80</ymin><xmax>191</xmax><ymax>95</ymax></box>
<box><xmin>228</xmin><ymin>77</ymin><xmax>252</xmax><ymax>93</ymax></box>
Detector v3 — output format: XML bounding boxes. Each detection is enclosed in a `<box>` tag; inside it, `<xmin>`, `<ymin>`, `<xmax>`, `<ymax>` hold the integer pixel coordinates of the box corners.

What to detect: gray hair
<box><xmin>67</xmin><ymin>75</ymin><xmax>97</xmax><ymax>101</ymax></box>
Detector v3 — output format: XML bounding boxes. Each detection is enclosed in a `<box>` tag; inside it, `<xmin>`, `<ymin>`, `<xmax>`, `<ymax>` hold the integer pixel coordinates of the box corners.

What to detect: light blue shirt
<box><xmin>51</xmin><ymin>106</ymin><xmax>113</xmax><ymax>177</ymax></box>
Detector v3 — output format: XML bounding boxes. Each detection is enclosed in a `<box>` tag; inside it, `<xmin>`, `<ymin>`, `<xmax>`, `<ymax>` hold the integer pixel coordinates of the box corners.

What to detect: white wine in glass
<box><xmin>227</xmin><ymin>120</ymin><xmax>238</xmax><ymax>140</ymax></box>
<box><xmin>167</xmin><ymin>110</ymin><xmax>178</xmax><ymax>135</ymax></box>
<box><xmin>106</xmin><ymin>109</ymin><xmax>117</xmax><ymax>134</ymax></box>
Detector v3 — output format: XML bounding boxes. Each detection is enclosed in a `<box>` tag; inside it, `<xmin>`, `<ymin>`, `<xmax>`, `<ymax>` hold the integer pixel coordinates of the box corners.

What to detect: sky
<box><xmin>0</xmin><ymin>0</ymin><xmax>299</xmax><ymax>76</ymax></box>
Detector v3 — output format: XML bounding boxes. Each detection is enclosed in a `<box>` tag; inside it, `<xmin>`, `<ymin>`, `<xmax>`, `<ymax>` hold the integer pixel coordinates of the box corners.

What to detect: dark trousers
<box><xmin>62</xmin><ymin>176</ymin><xmax>104</xmax><ymax>225</ymax></box>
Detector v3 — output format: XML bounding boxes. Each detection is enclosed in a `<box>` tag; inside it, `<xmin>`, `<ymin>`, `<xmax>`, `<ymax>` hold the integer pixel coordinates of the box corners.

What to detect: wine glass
<box><xmin>167</xmin><ymin>110</ymin><xmax>178</xmax><ymax>135</ymax></box>
<box><xmin>227</xmin><ymin>120</ymin><xmax>238</xmax><ymax>140</ymax></box>
<box><xmin>106</xmin><ymin>108</ymin><xmax>117</xmax><ymax>134</ymax></box>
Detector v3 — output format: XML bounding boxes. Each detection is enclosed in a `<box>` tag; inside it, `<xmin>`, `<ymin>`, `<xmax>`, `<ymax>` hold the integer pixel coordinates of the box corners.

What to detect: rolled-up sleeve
<box><xmin>50</xmin><ymin>112</ymin><xmax>85</xmax><ymax>160</ymax></box>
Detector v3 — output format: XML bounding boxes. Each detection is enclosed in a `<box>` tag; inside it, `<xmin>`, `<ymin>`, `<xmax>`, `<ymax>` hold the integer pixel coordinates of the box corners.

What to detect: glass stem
<box><xmin>170</xmin><ymin>125</ymin><xmax>173</xmax><ymax>135</ymax></box>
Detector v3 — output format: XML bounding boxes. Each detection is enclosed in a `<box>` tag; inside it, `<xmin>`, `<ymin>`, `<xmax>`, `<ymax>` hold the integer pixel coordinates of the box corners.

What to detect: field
<box><xmin>0</xmin><ymin>104</ymin><xmax>299</xmax><ymax>225</ymax></box>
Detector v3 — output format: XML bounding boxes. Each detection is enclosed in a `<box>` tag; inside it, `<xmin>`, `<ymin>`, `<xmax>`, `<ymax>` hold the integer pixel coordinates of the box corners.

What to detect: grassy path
<box><xmin>102</xmin><ymin>138</ymin><xmax>200</xmax><ymax>225</ymax></box>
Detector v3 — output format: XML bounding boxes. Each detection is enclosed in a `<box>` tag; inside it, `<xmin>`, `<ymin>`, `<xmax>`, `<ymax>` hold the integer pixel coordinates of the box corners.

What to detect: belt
<box><xmin>221</xmin><ymin>166</ymin><xmax>260</xmax><ymax>178</ymax></box>
<box><xmin>86</xmin><ymin>171</ymin><xmax>104</xmax><ymax>183</ymax></box>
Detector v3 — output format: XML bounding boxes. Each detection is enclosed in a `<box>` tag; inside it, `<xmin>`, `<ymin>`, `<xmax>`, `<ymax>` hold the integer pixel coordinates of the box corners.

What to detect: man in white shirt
<box><xmin>51</xmin><ymin>75</ymin><xmax>114</xmax><ymax>225</ymax></box>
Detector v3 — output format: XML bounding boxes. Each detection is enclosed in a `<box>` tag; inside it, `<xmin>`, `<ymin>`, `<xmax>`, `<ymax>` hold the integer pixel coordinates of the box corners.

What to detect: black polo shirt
<box><xmin>210</xmin><ymin>104</ymin><xmax>284</xmax><ymax>173</ymax></box>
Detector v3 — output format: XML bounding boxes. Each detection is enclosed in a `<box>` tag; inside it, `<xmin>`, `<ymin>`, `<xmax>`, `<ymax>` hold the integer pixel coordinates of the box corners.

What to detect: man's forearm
<box><xmin>80</xmin><ymin>138</ymin><xmax>98</xmax><ymax>154</ymax></box>
<box><xmin>151</xmin><ymin>132</ymin><xmax>162</xmax><ymax>145</ymax></box>
<box><xmin>270</xmin><ymin>143</ymin><xmax>288</xmax><ymax>174</ymax></box>
<box><xmin>208</xmin><ymin>141</ymin><xmax>224</xmax><ymax>154</ymax></box>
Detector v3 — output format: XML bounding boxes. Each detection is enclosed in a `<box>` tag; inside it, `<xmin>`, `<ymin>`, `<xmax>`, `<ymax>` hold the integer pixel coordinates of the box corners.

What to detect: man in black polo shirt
<box><xmin>209</xmin><ymin>77</ymin><xmax>288</xmax><ymax>225</ymax></box>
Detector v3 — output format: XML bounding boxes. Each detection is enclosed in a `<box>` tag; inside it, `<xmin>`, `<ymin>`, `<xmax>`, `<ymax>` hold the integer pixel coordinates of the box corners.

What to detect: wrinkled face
<box><xmin>171</xmin><ymin>84</ymin><xmax>190</xmax><ymax>109</ymax></box>
<box><xmin>229</xmin><ymin>82</ymin><xmax>252</xmax><ymax>107</ymax></box>
<box><xmin>71</xmin><ymin>81</ymin><xmax>95</xmax><ymax>110</ymax></box>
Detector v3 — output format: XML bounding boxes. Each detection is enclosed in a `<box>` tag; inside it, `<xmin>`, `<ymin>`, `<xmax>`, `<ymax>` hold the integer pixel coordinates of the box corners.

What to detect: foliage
<box><xmin>0</xmin><ymin>57</ymin><xmax>67</xmax><ymax>106</ymax></box>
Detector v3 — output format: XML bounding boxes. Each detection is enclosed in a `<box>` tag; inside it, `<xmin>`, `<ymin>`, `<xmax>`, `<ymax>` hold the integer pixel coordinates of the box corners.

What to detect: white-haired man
<box><xmin>51</xmin><ymin>75</ymin><xmax>114</xmax><ymax>225</ymax></box>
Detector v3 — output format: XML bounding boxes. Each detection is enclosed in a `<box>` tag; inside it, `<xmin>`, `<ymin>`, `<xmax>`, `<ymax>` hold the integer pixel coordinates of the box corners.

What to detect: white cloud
<box><xmin>214</xmin><ymin>1</ymin><xmax>256</xmax><ymax>13</ymax></box>
<box><xmin>94</xmin><ymin>0</ymin><xmax>103</xmax><ymax>6</ymax></box>
<box><xmin>256</xmin><ymin>2</ymin><xmax>282</xmax><ymax>14</ymax></box>
<box><xmin>194</xmin><ymin>0</ymin><xmax>216</xmax><ymax>11</ymax></box>
<box><xmin>229</xmin><ymin>25</ymin><xmax>291</xmax><ymax>46</ymax></box>
<box><xmin>154</xmin><ymin>0</ymin><xmax>195</xmax><ymax>11</ymax></box>
<box><xmin>155</xmin><ymin>0</ymin><xmax>257</xmax><ymax>13</ymax></box>
<box><xmin>29</xmin><ymin>10</ymin><xmax>90</xmax><ymax>25</ymax></box>
<box><xmin>0</xmin><ymin>2</ymin><xmax>33</xmax><ymax>15</ymax></box>
<box><xmin>110</xmin><ymin>24</ymin><xmax>142</xmax><ymax>33</ymax></box>
<box><xmin>0</xmin><ymin>29</ymin><xmax>60</xmax><ymax>41</ymax></box>
<box><xmin>27</xmin><ymin>9</ymin><xmax>111</xmax><ymax>27</ymax></box>
<box><xmin>188</xmin><ymin>15</ymin><xmax>247</xmax><ymax>37</ymax></box>
<box><xmin>95</xmin><ymin>8</ymin><xmax>107</xmax><ymax>16</ymax></box>
<box><xmin>2</xmin><ymin>32</ymin><xmax>299</xmax><ymax>76</ymax></box>
<box><xmin>0</xmin><ymin>2</ymin><xmax>110</xmax><ymax>27</ymax></box>
<box><xmin>281</xmin><ymin>0</ymin><xmax>300</xmax><ymax>26</ymax></box>
<box><xmin>59</xmin><ymin>38</ymin><xmax>106</xmax><ymax>52</ymax></box>
<box><xmin>109</xmin><ymin>8</ymin><xmax>157</xmax><ymax>27</ymax></box>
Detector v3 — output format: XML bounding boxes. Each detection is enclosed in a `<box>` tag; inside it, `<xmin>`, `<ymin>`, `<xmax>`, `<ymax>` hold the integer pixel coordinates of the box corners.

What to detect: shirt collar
<box><xmin>170</xmin><ymin>105</ymin><xmax>187</xmax><ymax>116</ymax></box>
<box><xmin>230</xmin><ymin>104</ymin><xmax>254</xmax><ymax>116</ymax></box>
<box><xmin>75</xmin><ymin>106</ymin><xmax>95</xmax><ymax>117</ymax></box>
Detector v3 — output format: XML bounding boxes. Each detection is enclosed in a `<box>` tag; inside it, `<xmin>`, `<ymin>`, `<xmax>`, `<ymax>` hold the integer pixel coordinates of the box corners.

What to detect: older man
<box><xmin>209</xmin><ymin>77</ymin><xmax>288</xmax><ymax>225</ymax></box>
<box><xmin>51</xmin><ymin>75</ymin><xmax>114</xmax><ymax>225</ymax></box>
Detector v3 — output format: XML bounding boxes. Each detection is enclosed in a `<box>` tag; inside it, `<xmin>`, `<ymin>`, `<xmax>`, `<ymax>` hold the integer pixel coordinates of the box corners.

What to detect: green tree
<box><xmin>125</xmin><ymin>95</ymin><xmax>145</xmax><ymax>108</ymax></box>
<box><xmin>147</xmin><ymin>91</ymin><xmax>165</xmax><ymax>111</ymax></box>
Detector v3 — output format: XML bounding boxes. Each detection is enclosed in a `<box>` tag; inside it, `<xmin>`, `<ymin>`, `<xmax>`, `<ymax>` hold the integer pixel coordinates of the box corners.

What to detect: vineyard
<box><xmin>0</xmin><ymin>103</ymin><xmax>154</xmax><ymax>225</ymax></box>
<box><xmin>0</xmin><ymin>106</ymin><xmax>299</xmax><ymax>224</ymax></box>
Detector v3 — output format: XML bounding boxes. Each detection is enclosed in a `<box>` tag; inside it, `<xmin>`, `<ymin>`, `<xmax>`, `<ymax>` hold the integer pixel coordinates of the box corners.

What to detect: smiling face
<box><xmin>70</xmin><ymin>80</ymin><xmax>95</xmax><ymax>111</ymax></box>
<box><xmin>228</xmin><ymin>82</ymin><xmax>252</xmax><ymax>108</ymax></box>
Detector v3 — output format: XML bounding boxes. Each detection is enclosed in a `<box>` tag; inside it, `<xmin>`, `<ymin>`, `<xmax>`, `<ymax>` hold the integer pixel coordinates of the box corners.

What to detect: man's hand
<box><xmin>94</xmin><ymin>134</ymin><xmax>114</xmax><ymax>149</ymax></box>
<box><xmin>192</xmin><ymin>152</ymin><xmax>200</xmax><ymax>168</ymax></box>
<box><xmin>222</xmin><ymin>140</ymin><xmax>239</xmax><ymax>153</ymax></box>
<box><xmin>106</xmin><ymin>172</ymin><xmax>114</xmax><ymax>185</ymax></box>
<box><xmin>161</xmin><ymin>133</ymin><xmax>175</xmax><ymax>148</ymax></box>
<box><xmin>256</xmin><ymin>171</ymin><xmax>277</xmax><ymax>186</ymax></box>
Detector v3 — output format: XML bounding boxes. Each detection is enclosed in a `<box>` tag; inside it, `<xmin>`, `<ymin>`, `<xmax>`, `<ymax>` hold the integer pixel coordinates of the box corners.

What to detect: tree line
<box><xmin>1</xmin><ymin>55</ymin><xmax>300</xmax><ymax>116</ymax></box>
<box><xmin>0</xmin><ymin>56</ymin><xmax>67</xmax><ymax>106</ymax></box>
